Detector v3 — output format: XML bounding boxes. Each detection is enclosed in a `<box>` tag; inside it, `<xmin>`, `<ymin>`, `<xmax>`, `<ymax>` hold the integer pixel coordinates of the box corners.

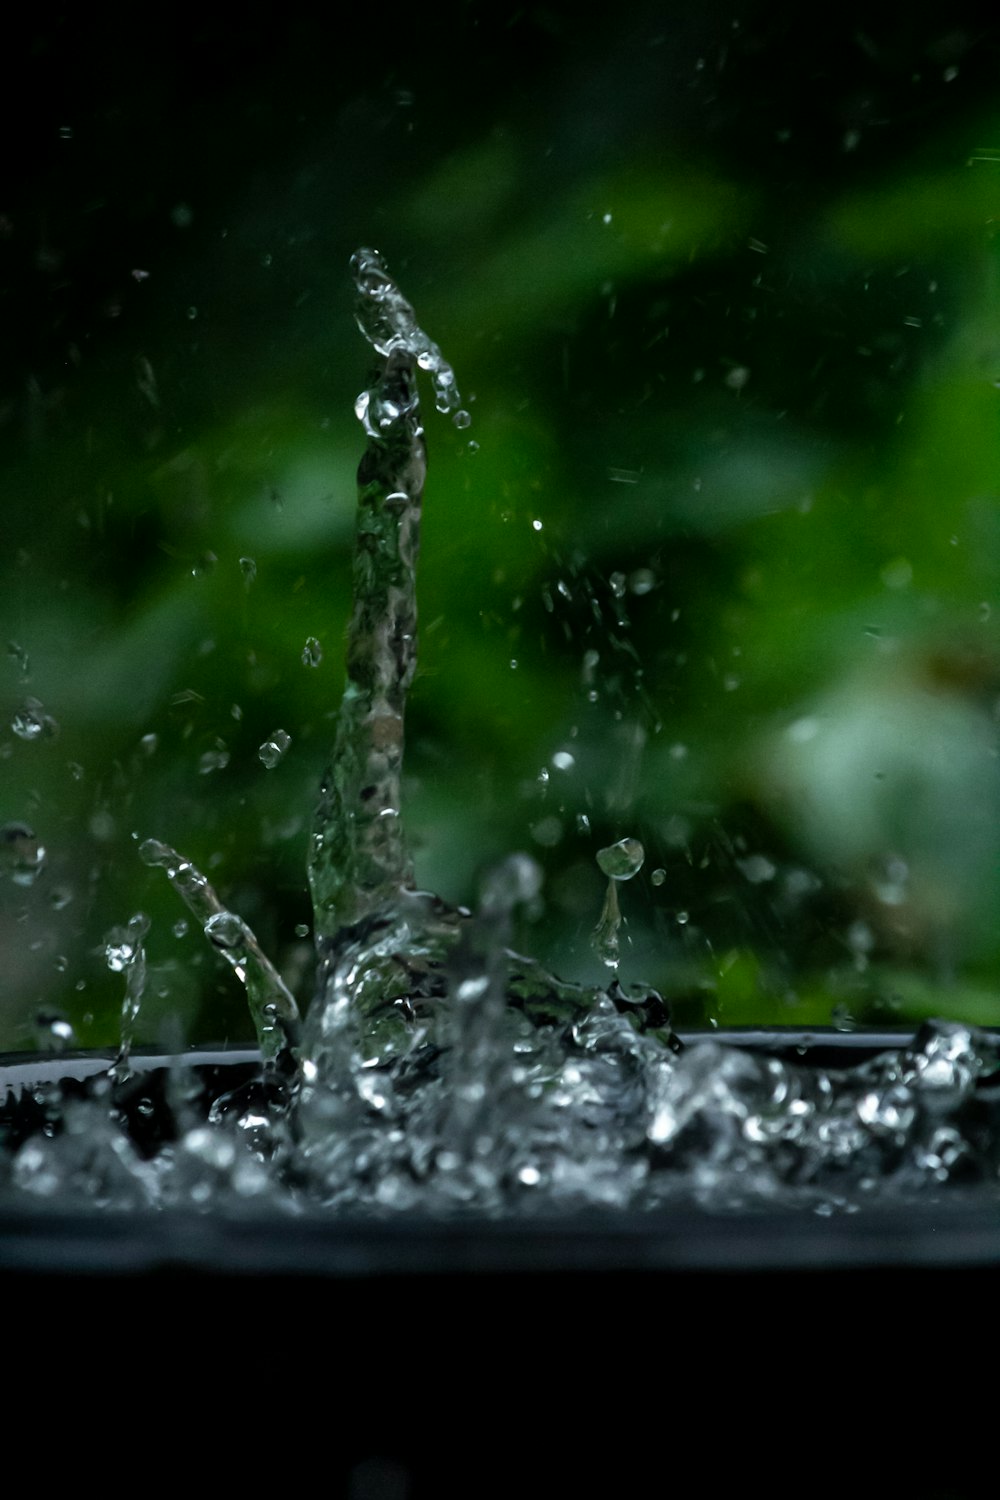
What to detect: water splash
<box><xmin>4</xmin><ymin>251</ymin><xmax>1000</xmax><ymax>1225</ymax></box>
<box><xmin>592</xmin><ymin>837</ymin><xmax>644</xmax><ymax>968</ymax></box>
<box><xmin>138</xmin><ymin>838</ymin><xmax>300</xmax><ymax>1060</ymax></box>
<box><xmin>351</xmin><ymin>247</ymin><xmax>465</xmax><ymax>421</ymax></box>
<box><xmin>105</xmin><ymin>911</ymin><xmax>150</xmax><ymax>1082</ymax></box>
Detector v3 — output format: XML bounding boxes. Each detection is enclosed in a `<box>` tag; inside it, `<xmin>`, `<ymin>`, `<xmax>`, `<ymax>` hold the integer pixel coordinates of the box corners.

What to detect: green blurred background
<box><xmin>4</xmin><ymin>3</ymin><xmax>1000</xmax><ymax>1048</ymax></box>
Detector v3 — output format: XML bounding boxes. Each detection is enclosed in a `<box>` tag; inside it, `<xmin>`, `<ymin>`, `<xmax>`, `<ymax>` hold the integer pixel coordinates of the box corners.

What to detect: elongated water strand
<box><xmin>139</xmin><ymin>838</ymin><xmax>301</xmax><ymax>1060</ymax></box>
<box><xmin>106</xmin><ymin>911</ymin><xmax>150</xmax><ymax>1083</ymax></box>
<box><xmin>308</xmin><ymin>344</ymin><xmax>425</xmax><ymax>941</ymax></box>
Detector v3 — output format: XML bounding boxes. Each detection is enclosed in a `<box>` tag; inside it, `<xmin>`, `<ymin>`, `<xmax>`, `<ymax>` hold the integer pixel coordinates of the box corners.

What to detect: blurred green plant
<box><xmin>3</xmin><ymin>10</ymin><xmax>1000</xmax><ymax>1047</ymax></box>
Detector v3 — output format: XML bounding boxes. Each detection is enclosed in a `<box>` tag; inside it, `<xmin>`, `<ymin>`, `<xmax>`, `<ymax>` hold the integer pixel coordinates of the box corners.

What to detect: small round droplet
<box><xmin>302</xmin><ymin>636</ymin><xmax>323</xmax><ymax>668</ymax></box>
<box><xmin>0</xmin><ymin>822</ymin><xmax>46</xmax><ymax>886</ymax></box>
<box><xmin>205</xmin><ymin>910</ymin><xmax>247</xmax><ymax>952</ymax></box>
<box><xmin>453</xmin><ymin>409</ymin><xmax>472</xmax><ymax>430</ymax></box>
<box><xmin>105</xmin><ymin>913</ymin><xmax>150</xmax><ymax>972</ymax></box>
<box><xmin>11</xmin><ymin>698</ymin><xmax>59</xmax><ymax>741</ymax></box>
<box><xmin>651</xmin><ymin>868</ymin><xmax>666</xmax><ymax>887</ymax></box>
<box><xmin>34</xmin><ymin>1009</ymin><xmax>76</xmax><ymax>1052</ymax></box>
<box><xmin>596</xmin><ymin>838</ymin><xmax>644</xmax><ymax>881</ymax></box>
<box><xmin>198</xmin><ymin>745</ymin><xmax>230</xmax><ymax>774</ymax></box>
<box><xmin>259</xmin><ymin>729</ymin><xmax>291</xmax><ymax>769</ymax></box>
<box><xmin>186</xmin><ymin>306</ymin><xmax>198</xmax><ymax>320</ymax></box>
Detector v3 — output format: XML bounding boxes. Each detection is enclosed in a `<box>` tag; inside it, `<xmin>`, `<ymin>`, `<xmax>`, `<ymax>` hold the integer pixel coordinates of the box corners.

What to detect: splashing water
<box><xmin>3</xmin><ymin>250</ymin><xmax>1000</xmax><ymax>1220</ymax></box>
<box><xmin>592</xmin><ymin>837</ymin><xmax>645</xmax><ymax>968</ymax></box>
<box><xmin>350</xmin><ymin>247</ymin><xmax>469</xmax><ymax>427</ymax></box>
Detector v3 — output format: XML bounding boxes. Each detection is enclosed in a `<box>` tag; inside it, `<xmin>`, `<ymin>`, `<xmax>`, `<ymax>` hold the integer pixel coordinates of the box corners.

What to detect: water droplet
<box><xmin>351</xmin><ymin>247</ymin><xmax>463</xmax><ymax>418</ymax></box>
<box><xmin>736</xmin><ymin>854</ymin><xmax>776</xmax><ymax>885</ymax></box>
<box><xmin>172</xmin><ymin>919</ymin><xmax>189</xmax><ymax>938</ymax></box>
<box><xmin>531</xmin><ymin>519</ymin><xmax>543</xmax><ymax>532</ymax></box>
<box><xmin>831</xmin><ymin>1004</ymin><xmax>858</xmax><ymax>1033</ymax></box>
<box><xmin>205</xmin><ymin>910</ymin><xmax>246</xmax><ymax>952</ymax></box>
<box><xmin>198</xmin><ymin>743</ymin><xmax>230</xmax><ymax>774</ymax></box>
<box><xmin>7</xmin><ymin>640</ymin><xmax>29</xmax><ymax>677</ymax></box>
<box><xmin>302</xmin><ymin>636</ymin><xmax>323</xmax><ymax>667</ymax></box>
<box><xmin>530</xmin><ymin>816</ymin><xmax>563</xmax><ymax>848</ymax></box>
<box><xmin>609</xmin><ymin>571</ymin><xmax>627</xmax><ymax>599</ymax></box>
<box><xmin>596</xmin><ymin>838</ymin><xmax>645</xmax><ymax>880</ymax></box>
<box><xmin>33</xmin><ymin>1010</ymin><xmax>75</xmax><ymax>1051</ymax></box>
<box><xmin>258</xmin><ymin>729</ymin><xmax>291</xmax><ymax>769</ymax></box>
<box><xmin>140</xmin><ymin>733</ymin><xmax>158</xmax><ymax>756</ymax></box>
<box><xmin>105</xmin><ymin>913</ymin><xmax>150</xmax><ymax>973</ymax></box>
<box><xmin>651</xmin><ymin>868</ymin><xmax>666</xmax><ymax>887</ymax></box>
<box><xmin>551</xmin><ymin>750</ymin><xmax>575</xmax><ymax>772</ymax></box>
<box><xmin>186</xmin><ymin>306</ymin><xmax>198</xmax><ymax>320</ymax></box>
<box><xmin>591</xmin><ymin>878</ymin><xmax>622</xmax><ymax>968</ymax></box>
<box><xmin>294</xmin><ymin>922</ymin><xmax>310</xmax><ymax>938</ymax></box>
<box><xmin>0</xmin><ymin>822</ymin><xmax>46</xmax><ymax>886</ymax></box>
<box><xmin>11</xmin><ymin>698</ymin><xmax>58</xmax><ymax>741</ymax></box>
<box><xmin>453</xmin><ymin>409</ymin><xmax>471</xmax><ymax>430</ymax></box>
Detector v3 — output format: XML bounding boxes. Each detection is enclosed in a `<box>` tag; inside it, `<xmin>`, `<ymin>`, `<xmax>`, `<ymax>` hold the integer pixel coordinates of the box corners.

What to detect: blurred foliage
<box><xmin>4</xmin><ymin>4</ymin><xmax>1000</xmax><ymax>1047</ymax></box>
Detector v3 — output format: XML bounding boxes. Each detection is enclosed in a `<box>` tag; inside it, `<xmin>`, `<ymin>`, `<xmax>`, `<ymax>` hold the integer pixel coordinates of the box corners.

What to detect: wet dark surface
<box><xmin>1</xmin><ymin>1035</ymin><xmax>994</xmax><ymax>1497</ymax></box>
<box><xmin>2</xmin><ymin>1032</ymin><xmax>999</xmax><ymax>1276</ymax></box>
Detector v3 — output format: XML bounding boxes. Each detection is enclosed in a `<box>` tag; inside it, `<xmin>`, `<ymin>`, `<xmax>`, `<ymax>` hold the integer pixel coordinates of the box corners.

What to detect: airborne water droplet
<box><xmin>198</xmin><ymin>743</ymin><xmax>230</xmax><ymax>774</ymax></box>
<box><xmin>33</xmin><ymin>1010</ymin><xmax>76</xmax><ymax>1053</ymax></box>
<box><xmin>0</xmin><ymin>822</ymin><xmax>46</xmax><ymax>886</ymax></box>
<box><xmin>11</xmin><ymin>698</ymin><xmax>58</xmax><ymax>741</ymax></box>
<box><xmin>351</xmin><ymin>247</ymin><xmax>463</xmax><ymax>420</ymax></box>
<box><xmin>259</xmin><ymin>730</ymin><xmax>291</xmax><ymax>769</ymax></box>
<box><xmin>302</xmin><ymin>636</ymin><xmax>323</xmax><ymax>668</ymax></box>
<box><xmin>7</xmin><ymin>640</ymin><xmax>30</xmax><ymax>678</ymax></box>
<box><xmin>596</xmin><ymin>837</ymin><xmax>645</xmax><ymax>880</ymax></box>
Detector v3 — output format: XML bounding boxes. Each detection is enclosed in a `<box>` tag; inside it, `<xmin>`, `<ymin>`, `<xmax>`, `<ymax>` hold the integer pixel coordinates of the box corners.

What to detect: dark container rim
<box><xmin>2</xmin><ymin>1026</ymin><xmax>999</xmax><ymax>1280</ymax></box>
